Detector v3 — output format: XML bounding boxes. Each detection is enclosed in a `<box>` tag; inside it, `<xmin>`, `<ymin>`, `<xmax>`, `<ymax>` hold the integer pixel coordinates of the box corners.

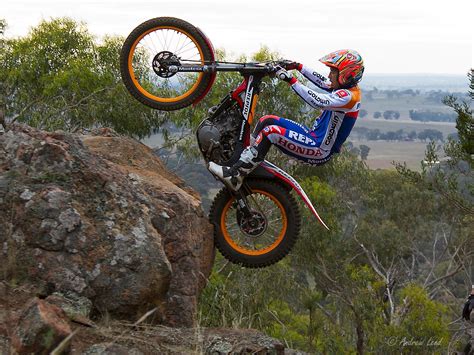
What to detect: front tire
<box><xmin>120</xmin><ymin>17</ymin><xmax>214</xmax><ymax>111</ymax></box>
<box><xmin>209</xmin><ymin>179</ymin><xmax>301</xmax><ymax>268</ymax></box>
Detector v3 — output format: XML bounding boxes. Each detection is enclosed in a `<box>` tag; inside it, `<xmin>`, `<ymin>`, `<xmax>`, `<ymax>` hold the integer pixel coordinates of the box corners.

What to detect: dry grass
<box><xmin>89</xmin><ymin>320</ymin><xmax>207</xmax><ymax>354</ymax></box>
<box><xmin>351</xmin><ymin>139</ymin><xmax>432</xmax><ymax>170</ymax></box>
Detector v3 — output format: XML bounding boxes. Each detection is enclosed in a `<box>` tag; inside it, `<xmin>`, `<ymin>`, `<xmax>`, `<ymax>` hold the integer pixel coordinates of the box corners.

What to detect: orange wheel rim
<box><xmin>127</xmin><ymin>26</ymin><xmax>205</xmax><ymax>103</ymax></box>
<box><xmin>220</xmin><ymin>189</ymin><xmax>288</xmax><ymax>256</ymax></box>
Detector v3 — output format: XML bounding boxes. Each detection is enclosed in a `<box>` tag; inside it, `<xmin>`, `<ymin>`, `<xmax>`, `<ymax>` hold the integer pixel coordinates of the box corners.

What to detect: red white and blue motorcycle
<box><xmin>120</xmin><ymin>17</ymin><xmax>328</xmax><ymax>268</ymax></box>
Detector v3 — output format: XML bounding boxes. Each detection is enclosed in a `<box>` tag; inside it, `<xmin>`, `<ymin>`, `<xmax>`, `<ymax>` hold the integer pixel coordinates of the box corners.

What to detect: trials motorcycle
<box><xmin>120</xmin><ymin>17</ymin><xmax>328</xmax><ymax>268</ymax></box>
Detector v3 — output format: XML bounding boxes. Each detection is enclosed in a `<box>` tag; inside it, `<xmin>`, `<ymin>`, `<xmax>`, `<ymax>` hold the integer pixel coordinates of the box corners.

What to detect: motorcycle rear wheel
<box><xmin>209</xmin><ymin>179</ymin><xmax>301</xmax><ymax>268</ymax></box>
<box><xmin>120</xmin><ymin>17</ymin><xmax>214</xmax><ymax>111</ymax></box>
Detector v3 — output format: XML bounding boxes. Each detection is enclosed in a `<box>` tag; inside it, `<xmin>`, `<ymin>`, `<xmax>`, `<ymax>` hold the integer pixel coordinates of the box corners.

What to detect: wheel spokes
<box><xmin>130</xmin><ymin>27</ymin><xmax>203</xmax><ymax>100</ymax></box>
<box><xmin>223</xmin><ymin>190</ymin><xmax>286</xmax><ymax>253</ymax></box>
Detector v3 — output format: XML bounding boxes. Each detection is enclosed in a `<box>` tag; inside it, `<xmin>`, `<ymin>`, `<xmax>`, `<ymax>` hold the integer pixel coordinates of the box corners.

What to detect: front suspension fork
<box><xmin>234</xmin><ymin>188</ymin><xmax>253</xmax><ymax>218</ymax></box>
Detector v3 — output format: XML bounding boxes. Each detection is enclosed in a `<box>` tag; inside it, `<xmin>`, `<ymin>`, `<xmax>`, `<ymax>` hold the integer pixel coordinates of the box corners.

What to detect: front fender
<box><xmin>257</xmin><ymin>161</ymin><xmax>329</xmax><ymax>230</ymax></box>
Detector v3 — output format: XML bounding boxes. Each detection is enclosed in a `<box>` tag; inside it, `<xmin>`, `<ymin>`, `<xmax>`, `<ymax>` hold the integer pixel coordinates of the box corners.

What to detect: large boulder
<box><xmin>0</xmin><ymin>124</ymin><xmax>214</xmax><ymax>327</ymax></box>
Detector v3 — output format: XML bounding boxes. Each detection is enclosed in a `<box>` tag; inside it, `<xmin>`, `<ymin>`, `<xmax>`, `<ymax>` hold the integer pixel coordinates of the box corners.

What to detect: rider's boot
<box><xmin>208</xmin><ymin>146</ymin><xmax>262</xmax><ymax>191</ymax></box>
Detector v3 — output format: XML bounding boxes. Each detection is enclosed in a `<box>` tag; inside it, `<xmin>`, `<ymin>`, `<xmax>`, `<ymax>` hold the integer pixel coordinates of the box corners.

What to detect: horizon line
<box><xmin>364</xmin><ymin>72</ymin><xmax>470</xmax><ymax>76</ymax></box>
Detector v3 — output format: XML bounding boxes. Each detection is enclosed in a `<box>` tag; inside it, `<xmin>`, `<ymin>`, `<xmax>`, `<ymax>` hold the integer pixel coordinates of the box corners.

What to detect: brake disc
<box><xmin>152</xmin><ymin>51</ymin><xmax>180</xmax><ymax>78</ymax></box>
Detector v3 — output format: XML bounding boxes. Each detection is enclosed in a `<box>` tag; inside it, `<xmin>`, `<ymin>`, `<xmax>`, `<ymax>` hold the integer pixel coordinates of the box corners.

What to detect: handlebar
<box><xmin>167</xmin><ymin>60</ymin><xmax>289</xmax><ymax>76</ymax></box>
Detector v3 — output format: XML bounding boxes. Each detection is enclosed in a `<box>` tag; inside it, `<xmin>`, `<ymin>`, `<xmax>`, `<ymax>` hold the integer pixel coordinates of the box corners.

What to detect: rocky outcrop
<box><xmin>0</xmin><ymin>281</ymin><xmax>307</xmax><ymax>354</ymax></box>
<box><xmin>0</xmin><ymin>124</ymin><xmax>214</xmax><ymax>327</ymax></box>
<box><xmin>11</xmin><ymin>297</ymin><xmax>72</xmax><ymax>354</ymax></box>
<box><xmin>0</xmin><ymin>124</ymin><xmax>307</xmax><ymax>354</ymax></box>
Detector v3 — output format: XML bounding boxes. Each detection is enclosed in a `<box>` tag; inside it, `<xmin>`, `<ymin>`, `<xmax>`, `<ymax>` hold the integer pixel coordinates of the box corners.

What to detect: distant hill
<box><xmin>360</xmin><ymin>74</ymin><xmax>468</xmax><ymax>92</ymax></box>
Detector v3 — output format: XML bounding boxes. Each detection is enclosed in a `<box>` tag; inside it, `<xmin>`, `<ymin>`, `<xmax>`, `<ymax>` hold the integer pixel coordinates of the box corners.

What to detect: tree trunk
<box><xmin>308</xmin><ymin>307</ymin><xmax>314</xmax><ymax>351</ymax></box>
<box><xmin>0</xmin><ymin>105</ymin><xmax>5</xmax><ymax>130</ymax></box>
<box><xmin>355</xmin><ymin>317</ymin><xmax>364</xmax><ymax>355</ymax></box>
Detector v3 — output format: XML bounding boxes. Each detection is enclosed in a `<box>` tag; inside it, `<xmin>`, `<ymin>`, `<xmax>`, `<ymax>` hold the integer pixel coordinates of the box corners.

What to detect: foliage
<box><xmin>442</xmin><ymin>70</ymin><xmax>474</xmax><ymax>156</ymax></box>
<box><xmin>371</xmin><ymin>284</ymin><xmax>450</xmax><ymax>354</ymax></box>
<box><xmin>0</xmin><ymin>19</ymin><xmax>5</xmax><ymax>36</ymax></box>
<box><xmin>359</xmin><ymin>144</ymin><xmax>370</xmax><ymax>160</ymax></box>
<box><xmin>391</xmin><ymin>72</ymin><xmax>473</xmax><ymax>351</ymax></box>
<box><xmin>382</xmin><ymin>110</ymin><xmax>400</xmax><ymax>120</ymax></box>
<box><xmin>427</xmin><ymin>90</ymin><xmax>467</xmax><ymax>104</ymax></box>
<box><xmin>352</xmin><ymin>126</ymin><xmax>444</xmax><ymax>141</ymax></box>
<box><xmin>2</xmin><ymin>17</ymin><xmax>471</xmax><ymax>353</ymax></box>
<box><xmin>417</xmin><ymin>129</ymin><xmax>444</xmax><ymax>142</ymax></box>
<box><xmin>158</xmin><ymin>41</ymin><xmax>471</xmax><ymax>355</ymax></box>
<box><xmin>200</xmin><ymin>144</ymin><xmax>471</xmax><ymax>352</ymax></box>
<box><xmin>0</xmin><ymin>18</ymin><xmax>164</xmax><ymax>138</ymax></box>
<box><xmin>409</xmin><ymin>109</ymin><xmax>458</xmax><ymax>122</ymax></box>
<box><xmin>397</xmin><ymin>70</ymin><xmax>473</xmax><ymax>216</ymax></box>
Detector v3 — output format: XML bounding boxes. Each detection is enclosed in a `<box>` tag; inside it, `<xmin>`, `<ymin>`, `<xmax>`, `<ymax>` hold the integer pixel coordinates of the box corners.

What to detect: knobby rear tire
<box><xmin>209</xmin><ymin>179</ymin><xmax>301</xmax><ymax>268</ymax></box>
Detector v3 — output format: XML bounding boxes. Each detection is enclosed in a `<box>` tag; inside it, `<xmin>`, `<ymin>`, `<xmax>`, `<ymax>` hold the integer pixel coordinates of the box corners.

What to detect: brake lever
<box><xmin>266</xmin><ymin>62</ymin><xmax>280</xmax><ymax>78</ymax></box>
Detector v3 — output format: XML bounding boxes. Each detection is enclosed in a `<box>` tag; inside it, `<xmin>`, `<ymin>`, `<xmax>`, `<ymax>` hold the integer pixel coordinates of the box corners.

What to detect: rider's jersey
<box><xmin>290</xmin><ymin>65</ymin><xmax>361</xmax><ymax>154</ymax></box>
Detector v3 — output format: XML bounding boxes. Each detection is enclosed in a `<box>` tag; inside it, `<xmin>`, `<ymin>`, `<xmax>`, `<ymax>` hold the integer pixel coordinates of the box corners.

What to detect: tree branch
<box><xmin>425</xmin><ymin>263</ymin><xmax>463</xmax><ymax>288</ymax></box>
<box><xmin>43</xmin><ymin>85</ymin><xmax>114</xmax><ymax>126</ymax></box>
<box><xmin>10</xmin><ymin>96</ymin><xmax>45</xmax><ymax>124</ymax></box>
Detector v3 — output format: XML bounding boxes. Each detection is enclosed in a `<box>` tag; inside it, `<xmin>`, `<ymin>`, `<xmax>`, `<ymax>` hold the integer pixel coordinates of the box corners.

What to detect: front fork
<box><xmin>233</xmin><ymin>189</ymin><xmax>253</xmax><ymax>218</ymax></box>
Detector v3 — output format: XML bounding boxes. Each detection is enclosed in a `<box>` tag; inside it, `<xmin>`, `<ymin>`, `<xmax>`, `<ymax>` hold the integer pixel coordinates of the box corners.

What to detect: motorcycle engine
<box><xmin>197</xmin><ymin>104</ymin><xmax>242</xmax><ymax>164</ymax></box>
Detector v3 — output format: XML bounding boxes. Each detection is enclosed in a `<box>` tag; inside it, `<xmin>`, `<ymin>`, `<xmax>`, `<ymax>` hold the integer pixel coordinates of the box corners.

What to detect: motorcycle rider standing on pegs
<box><xmin>209</xmin><ymin>49</ymin><xmax>365</xmax><ymax>191</ymax></box>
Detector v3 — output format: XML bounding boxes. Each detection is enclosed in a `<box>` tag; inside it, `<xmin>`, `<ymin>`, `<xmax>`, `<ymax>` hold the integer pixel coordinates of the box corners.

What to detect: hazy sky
<box><xmin>2</xmin><ymin>0</ymin><xmax>473</xmax><ymax>75</ymax></box>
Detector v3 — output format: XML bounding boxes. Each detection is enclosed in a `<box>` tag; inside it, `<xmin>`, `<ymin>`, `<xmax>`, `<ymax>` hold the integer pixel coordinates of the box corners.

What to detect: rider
<box><xmin>209</xmin><ymin>49</ymin><xmax>364</xmax><ymax>191</ymax></box>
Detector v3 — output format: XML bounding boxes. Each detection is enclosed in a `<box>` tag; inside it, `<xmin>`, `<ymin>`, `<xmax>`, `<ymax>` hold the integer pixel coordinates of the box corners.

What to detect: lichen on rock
<box><xmin>0</xmin><ymin>124</ymin><xmax>214</xmax><ymax>327</ymax></box>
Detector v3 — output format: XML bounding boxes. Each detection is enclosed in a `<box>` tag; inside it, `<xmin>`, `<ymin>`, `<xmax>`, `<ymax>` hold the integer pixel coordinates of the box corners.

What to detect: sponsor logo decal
<box><xmin>176</xmin><ymin>66</ymin><xmax>204</xmax><ymax>72</ymax></box>
<box><xmin>346</xmin><ymin>53</ymin><xmax>356</xmax><ymax>60</ymax></box>
<box><xmin>307</xmin><ymin>156</ymin><xmax>331</xmax><ymax>165</ymax></box>
<box><xmin>336</xmin><ymin>90</ymin><xmax>349</xmax><ymax>98</ymax></box>
<box><xmin>242</xmin><ymin>76</ymin><xmax>254</xmax><ymax>120</ymax></box>
<box><xmin>312</xmin><ymin>72</ymin><xmax>327</xmax><ymax>81</ymax></box>
<box><xmin>287</xmin><ymin>131</ymin><xmax>316</xmax><ymax>145</ymax></box>
<box><xmin>307</xmin><ymin>90</ymin><xmax>330</xmax><ymax>106</ymax></box>
<box><xmin>238</xmin><ymin>120</ymin><xmax>246</xmax><ymax>141</ymax></box>
<box><xmin>324</xmin><ymin>116</ymin><xmax>340</xmax><ymax>146</ymax></box>
<box><xmin>263</xmin><ymin>126</ymin><xmax>282</xmax><ymax>135</ymax></box>
<box><xmin>277</xmin><ymin>137</ymin><xmax>323</xmax><ymax>157</ymax></box>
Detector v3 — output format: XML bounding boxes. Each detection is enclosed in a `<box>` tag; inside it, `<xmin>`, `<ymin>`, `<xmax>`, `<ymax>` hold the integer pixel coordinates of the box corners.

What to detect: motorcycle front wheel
<box><xmin>209</xmin><ymin>179</ymin><xmax>301</xmax><ymax>268</ymax></box>
<box><xmin>120</xmin><ymin>17</ymin><xmax>214</xmax><ymax>111</ymax></box>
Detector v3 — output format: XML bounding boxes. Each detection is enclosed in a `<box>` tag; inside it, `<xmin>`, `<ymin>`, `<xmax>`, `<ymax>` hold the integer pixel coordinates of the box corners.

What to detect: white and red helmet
<box><xmin>319</xmin><ymin>49</ymin><xmax>364</xmax><ymax>87</ymax></box>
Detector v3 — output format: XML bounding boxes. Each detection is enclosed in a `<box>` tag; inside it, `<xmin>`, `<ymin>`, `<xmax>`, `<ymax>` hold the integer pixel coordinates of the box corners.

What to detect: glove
<box><xmin>281</xmin><ymin>60</ymin><xmax>302</xmax><ymax>71</ymax></box>
<box><xmin>275</xmin><ymin>67</ymin><xmax>294</xmax><ymax>83</ymax></box>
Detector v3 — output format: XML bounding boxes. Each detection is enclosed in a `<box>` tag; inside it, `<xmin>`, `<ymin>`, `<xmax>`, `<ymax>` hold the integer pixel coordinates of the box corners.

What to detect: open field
<box><xmin>349</xmin><ymin>139</ymin><xmax>441</xmax><ymax>170</ymax></box>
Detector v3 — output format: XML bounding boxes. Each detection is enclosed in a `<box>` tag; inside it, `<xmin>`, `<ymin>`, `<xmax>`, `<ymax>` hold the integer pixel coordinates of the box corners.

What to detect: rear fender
<box><xmin>258</xmin><ymin>161</ymin><xmax>329</xmax><ymax>230</ymax></box>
